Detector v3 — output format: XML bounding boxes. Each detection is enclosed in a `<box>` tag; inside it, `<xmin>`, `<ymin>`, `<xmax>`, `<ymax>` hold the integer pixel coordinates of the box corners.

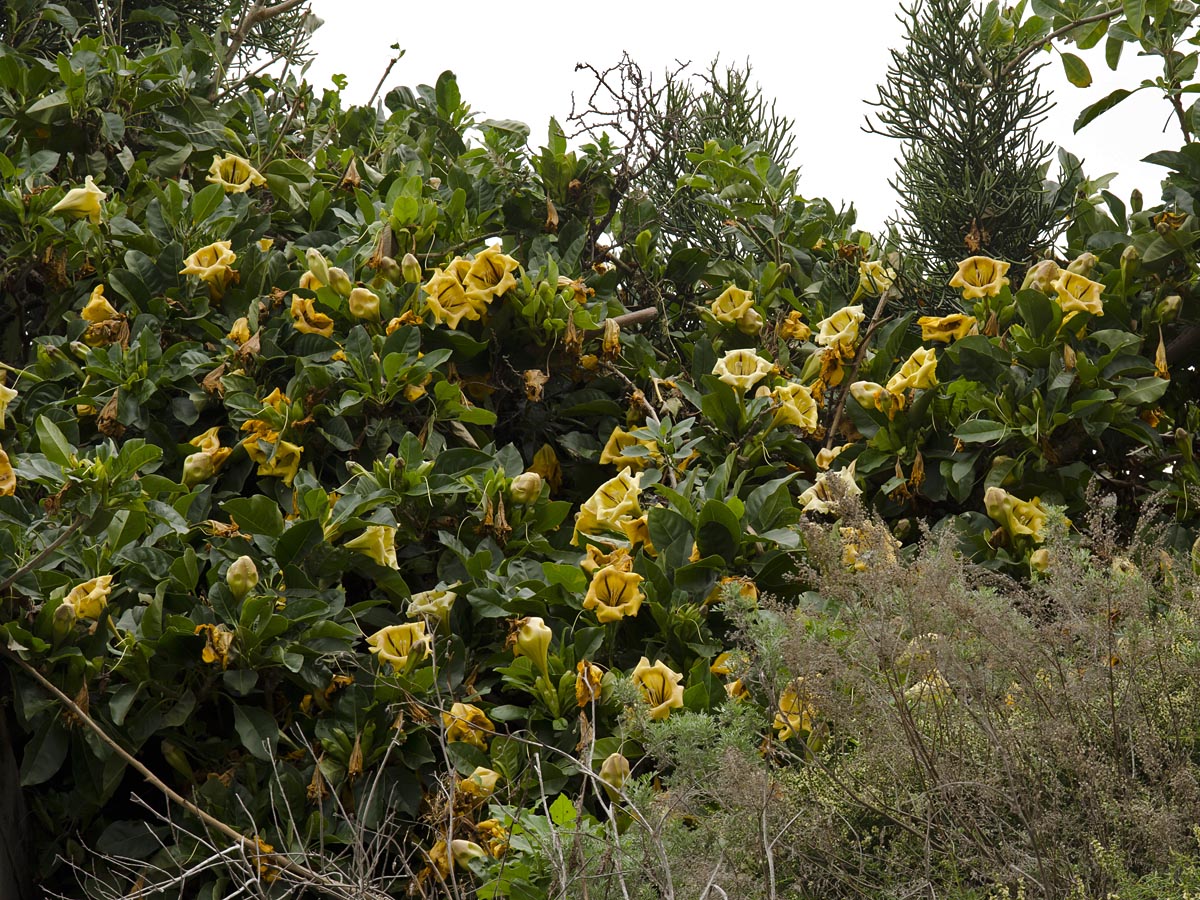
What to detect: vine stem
<box><xmin>822</xmin><ymin>298</ymin><xmax>892</xmax><ymax>450</ymax></box>
<box><xmin>0</xmin><ymin>515</ymin><xmax>87</xmax><ymax>599</ymax></box>
<box><xmin>1</xmin><ymin>648</ymin><xmax>387</xmax><ymax>900</ymax></box>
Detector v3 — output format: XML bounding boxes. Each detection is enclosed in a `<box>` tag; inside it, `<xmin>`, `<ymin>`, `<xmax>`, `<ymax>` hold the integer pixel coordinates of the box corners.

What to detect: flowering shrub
<box><xmin>3</xmin><ymin>3</ymin><xmax>1200</xmax><ymax>899</ymax></box>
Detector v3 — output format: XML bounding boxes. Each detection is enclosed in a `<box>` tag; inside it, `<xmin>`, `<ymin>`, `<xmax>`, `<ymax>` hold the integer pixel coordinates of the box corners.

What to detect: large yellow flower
<box><xmin>712</xmin><ymin>349</ymin><xmax>773</xmax><ymax>393</ymax></box>
<box><xmin>180</xmin><ymin>241</ymin><xmax>237</xmax><ymax>300</ymax></box>
<box><xmin>710</xmin><ymin>284</ymin><xmax>754</xmax><ymax>324</ymax></box>
<box><xmin>573</xmin><ymin>467</ymin><xmax>642</xmax><ymax>543</ymax></box>
<box><xmin>1052</xmin><ymin>270</ymin><xmax>1104</xmax><ymax>316</ymax></box>
<box><xmin>348</xmin><ymin>287</ymin><xmax>380</xmax><ymax>320</ymax></box>
<box><xmin>344</xmin><ymin>524</ymin><xmax>399</xmax><ymax>568</ymax></box>
<box><xmin>241</xmin><ymin>421</ymin><xmax>302</xmax><ymax>486</ymax></box>
<box><xmin>206</xmin><ymin>153</ymin><xmax>266</xmax><ymax>193</ymax></box>
<box><xmin>82</xmin><ymin>285</ymin><xmax>120</xmax><ymax>324</ymax></box>
<box><xmin>50</xmin><ymin>175</ymin><xmax>105</xmax><ymax>224</ymax></box>
<box><xmin>367</xmin><ymin>621</ymin><xmax>430</xmax><ymax>671</ymax></box>
<box><xmin>768</xmin><ymin>381</ymin><xmax>818</xmax><ymax>432</ymax></box>
<box><xmin>423</xmin><ymin>267</ymin><xmax>486</xmax><ymax>329</ymax></box>
<box><xmin>857</xmin><ymin>260</ymin><xmax>895</xmax><ymax>297</ymax></box>
<box><xmin>0</xmin><ymin>446</ymin><xmax>14</xmax><ymax>496</ymax></box>
<box><xmin>773</xmin><ymin>679</ymin><xmax>815</xmax><ymax>741</ymax></box>
<box><xmin>443</xmin><ymin>702</ymin><xmax>495</xmax><ymax>749</ymax></box>
<box><xmin>840</xmin><ymin>525</ymin><xmax>899</xmax><ymax>571</ymax></box>
<box><xmin>885</xmin><ymin>346</ymin><xmax>938</xmax><ymax>395</ymax></box>
<box><xmin>984</xmin><ymin>487</ymin><xmax>1049</xmax><ymax>544</ymax></box>
<box><xmin>599</xmin><ymin>426</ymin><xmax>660</xmax><ymax>471</ymax></box>
<box><xmin>631</xmin><ymin>657</ymin><xmax>684</xmax><ymax>720</ymax></box>
<box><xmin>464</xmin><ymin>246</ymin><xmax>520</xmax><ymax>300</ymax></box>
<box><xmin>458</xmin><ymin>766</ymin><xmax>501</xmax><ymax>800</ymax></box>
<box><xmin>408</xmin><ymin>587</ymin><xmax>457</xmax><ymax>624</ymax></box>
<box><xmin>949</xmin><ymin>256</ymin><xmax>1010</xmax><ymax>300</ymax></box>
<box><xmin>583</xmin><ymin>565</ymin><xmax>645</xmax><ymax>623</ymax></box>
<box><xmin>918</xmin><ymin>314</ymin><xmax>976</xmax><ymax>343</ymax></box>
<box><xmin>290</xmin><ymin>294</ymin><xmax>334</xmax><ymax>337</ymax></box>
<box><xmin>63</xmin><ymin>575</ymin><xmax>114</xmax><ymax>620</ymax></box>
<box><xmin>259</xmin><ymin>439</ymin><xmax>302</xmax><ymax>485</ymax></box>
<box><xmin>814</xmin><ymin>305</ymin><xmax>865</xmax><ymax>360</ymax></box>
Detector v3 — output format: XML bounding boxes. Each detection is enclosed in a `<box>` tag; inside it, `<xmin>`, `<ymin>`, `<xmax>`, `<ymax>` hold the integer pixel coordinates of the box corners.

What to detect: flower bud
<box><xmin>182</xmin><ymin>451</ymin><xmax>216</xmax><ymax>488</ymax></box>
<box><xmin>377</xmin><ymin>255</ymin><xmax>402</xmax><ymax>284</ymax></box>
<box><xmin>1156</xmin><ymin>294</ymin><xmax>1182</xmax><ymax>324</ymax></box>
<box><xmin>305</xmin><ymin>248</ymin><xmax>331</xmax><ymax>285</ymax></box>
<box><xmin>598</xmin><ymin>752</ymin><xmax>630</xmax><ymax>801</ymax></box>
<box><xmin>401</xmin><ymin>252</ymin><xmax>422</xmax><ymax>284</ymax></box>
<box><xmin>348</xmin><ymin>287</ymin><xmax>380</xmax><ymax>319</ymax></box>
<box><xmin>1029</xmin><ymin>548</ymin><xmax>1051</xmax><ymax>573</ymax></box>
<box><xmin>509</xmin><ymin>471</ymin><xmax>543</xmax><ymax>505</ymax></box>
<box><xmin>1020</xmin><ymin>259</ymin><xmax>1061</xmax><ymax>294</ymax></box>
<box><xmin>327</xmin><ymin>266</ymin><xmax>353</xmax><ymax>297</ymax></box>
<box><xmin>1120</xmin><ymin>245</ymin><xmax>1140</xmax><ymax>270</ymax></box>
<box><xmin>514</xmin><ymin>616</ymin><xmax>552</xmax><ymax>679</ymax></box>
<box><xmin>1066</xmin><ymin>252</ymin><xmax>1097</xmax><ymax>276</ymax></box>
<box><xmin>226</xmin><ymin>555</ymin><xmax>259</xmax><ymax>599</ymax></box>
<box><xmin>52</xmin><ymin>601</ymin><xmax>77</xmax><ymax>642</ymax></box>
<box><xmin>1130</xmin><ymin>189</ymin><xmax>1143</xmax><ymax>213</ymax></box>
<box><xmin>450</xmin><ymin>839</ymin><xmax>486</xmax><ymax>869</ymax></box>
<box><xmin>735</xmin><ymin>306</ymin><xmax>764</xmax><ymax>336</ymax></box>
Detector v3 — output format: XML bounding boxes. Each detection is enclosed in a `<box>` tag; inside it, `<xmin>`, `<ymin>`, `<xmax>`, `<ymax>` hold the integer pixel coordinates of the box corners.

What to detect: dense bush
<box><xmin>3</xmin><ymin>1</ymin><xmax>1200</xmax><ymax>898</ymax></box>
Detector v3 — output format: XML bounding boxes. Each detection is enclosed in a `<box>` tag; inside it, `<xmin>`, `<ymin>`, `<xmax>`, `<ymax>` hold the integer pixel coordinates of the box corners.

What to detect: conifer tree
<box><xmin>869</xmin><ymin>0</ymin><xmax>1055</xmax><ymax>290</ymax></box>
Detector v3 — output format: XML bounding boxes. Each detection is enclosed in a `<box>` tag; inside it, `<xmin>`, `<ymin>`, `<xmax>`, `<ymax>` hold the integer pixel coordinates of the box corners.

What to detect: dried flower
<box><xmin>442</xmin><ymin>702</ymin><xmax>495</xmax><ymax>750</ymax></box>
<box><xmin>290</xmin><ymin>294</ymin><xmax>335</xmax><ymax>337</ymax></box>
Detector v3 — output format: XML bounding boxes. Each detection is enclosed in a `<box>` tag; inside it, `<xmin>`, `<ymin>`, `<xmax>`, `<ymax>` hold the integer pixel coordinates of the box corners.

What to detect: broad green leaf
<box><xmin>1060</xmin><ymin>52</ymin><xmax>1092</xmax><ymax>88</ymax></box>
<box><xmin>1074</xmin><ymin>88</ymin><xmax>1133</xmax><ymax>133</ymax></box>
<box><xmin>36</xmin><ymin>416</ymin><xmax>73</xmax><ymax>467</ymax></box>
<box><xmin>221</xmin><ymin>496</ymin><xmax>285</xmax><ymax>538</ymax></box>
<box><xmin>955</xmin><ymin>419</ymin><xmax>1009</xmax><ymax>443</ymax></box>
<box><xmin>1123</xmin><ymin>0</ymin><xmax>1146</xmax><ymax>36</ymax></box>
<box><xmin>231</xmin><ymin>704</ymin><xmax>279</xmax><ymax>761</ymax></box>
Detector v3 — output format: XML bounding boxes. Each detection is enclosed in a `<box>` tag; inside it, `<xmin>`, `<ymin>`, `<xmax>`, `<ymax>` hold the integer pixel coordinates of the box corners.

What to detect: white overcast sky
<box><xmin>305</xmin><ymin>1</ymin><xmax>1172</xmax><ymax>232</ymax></box>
